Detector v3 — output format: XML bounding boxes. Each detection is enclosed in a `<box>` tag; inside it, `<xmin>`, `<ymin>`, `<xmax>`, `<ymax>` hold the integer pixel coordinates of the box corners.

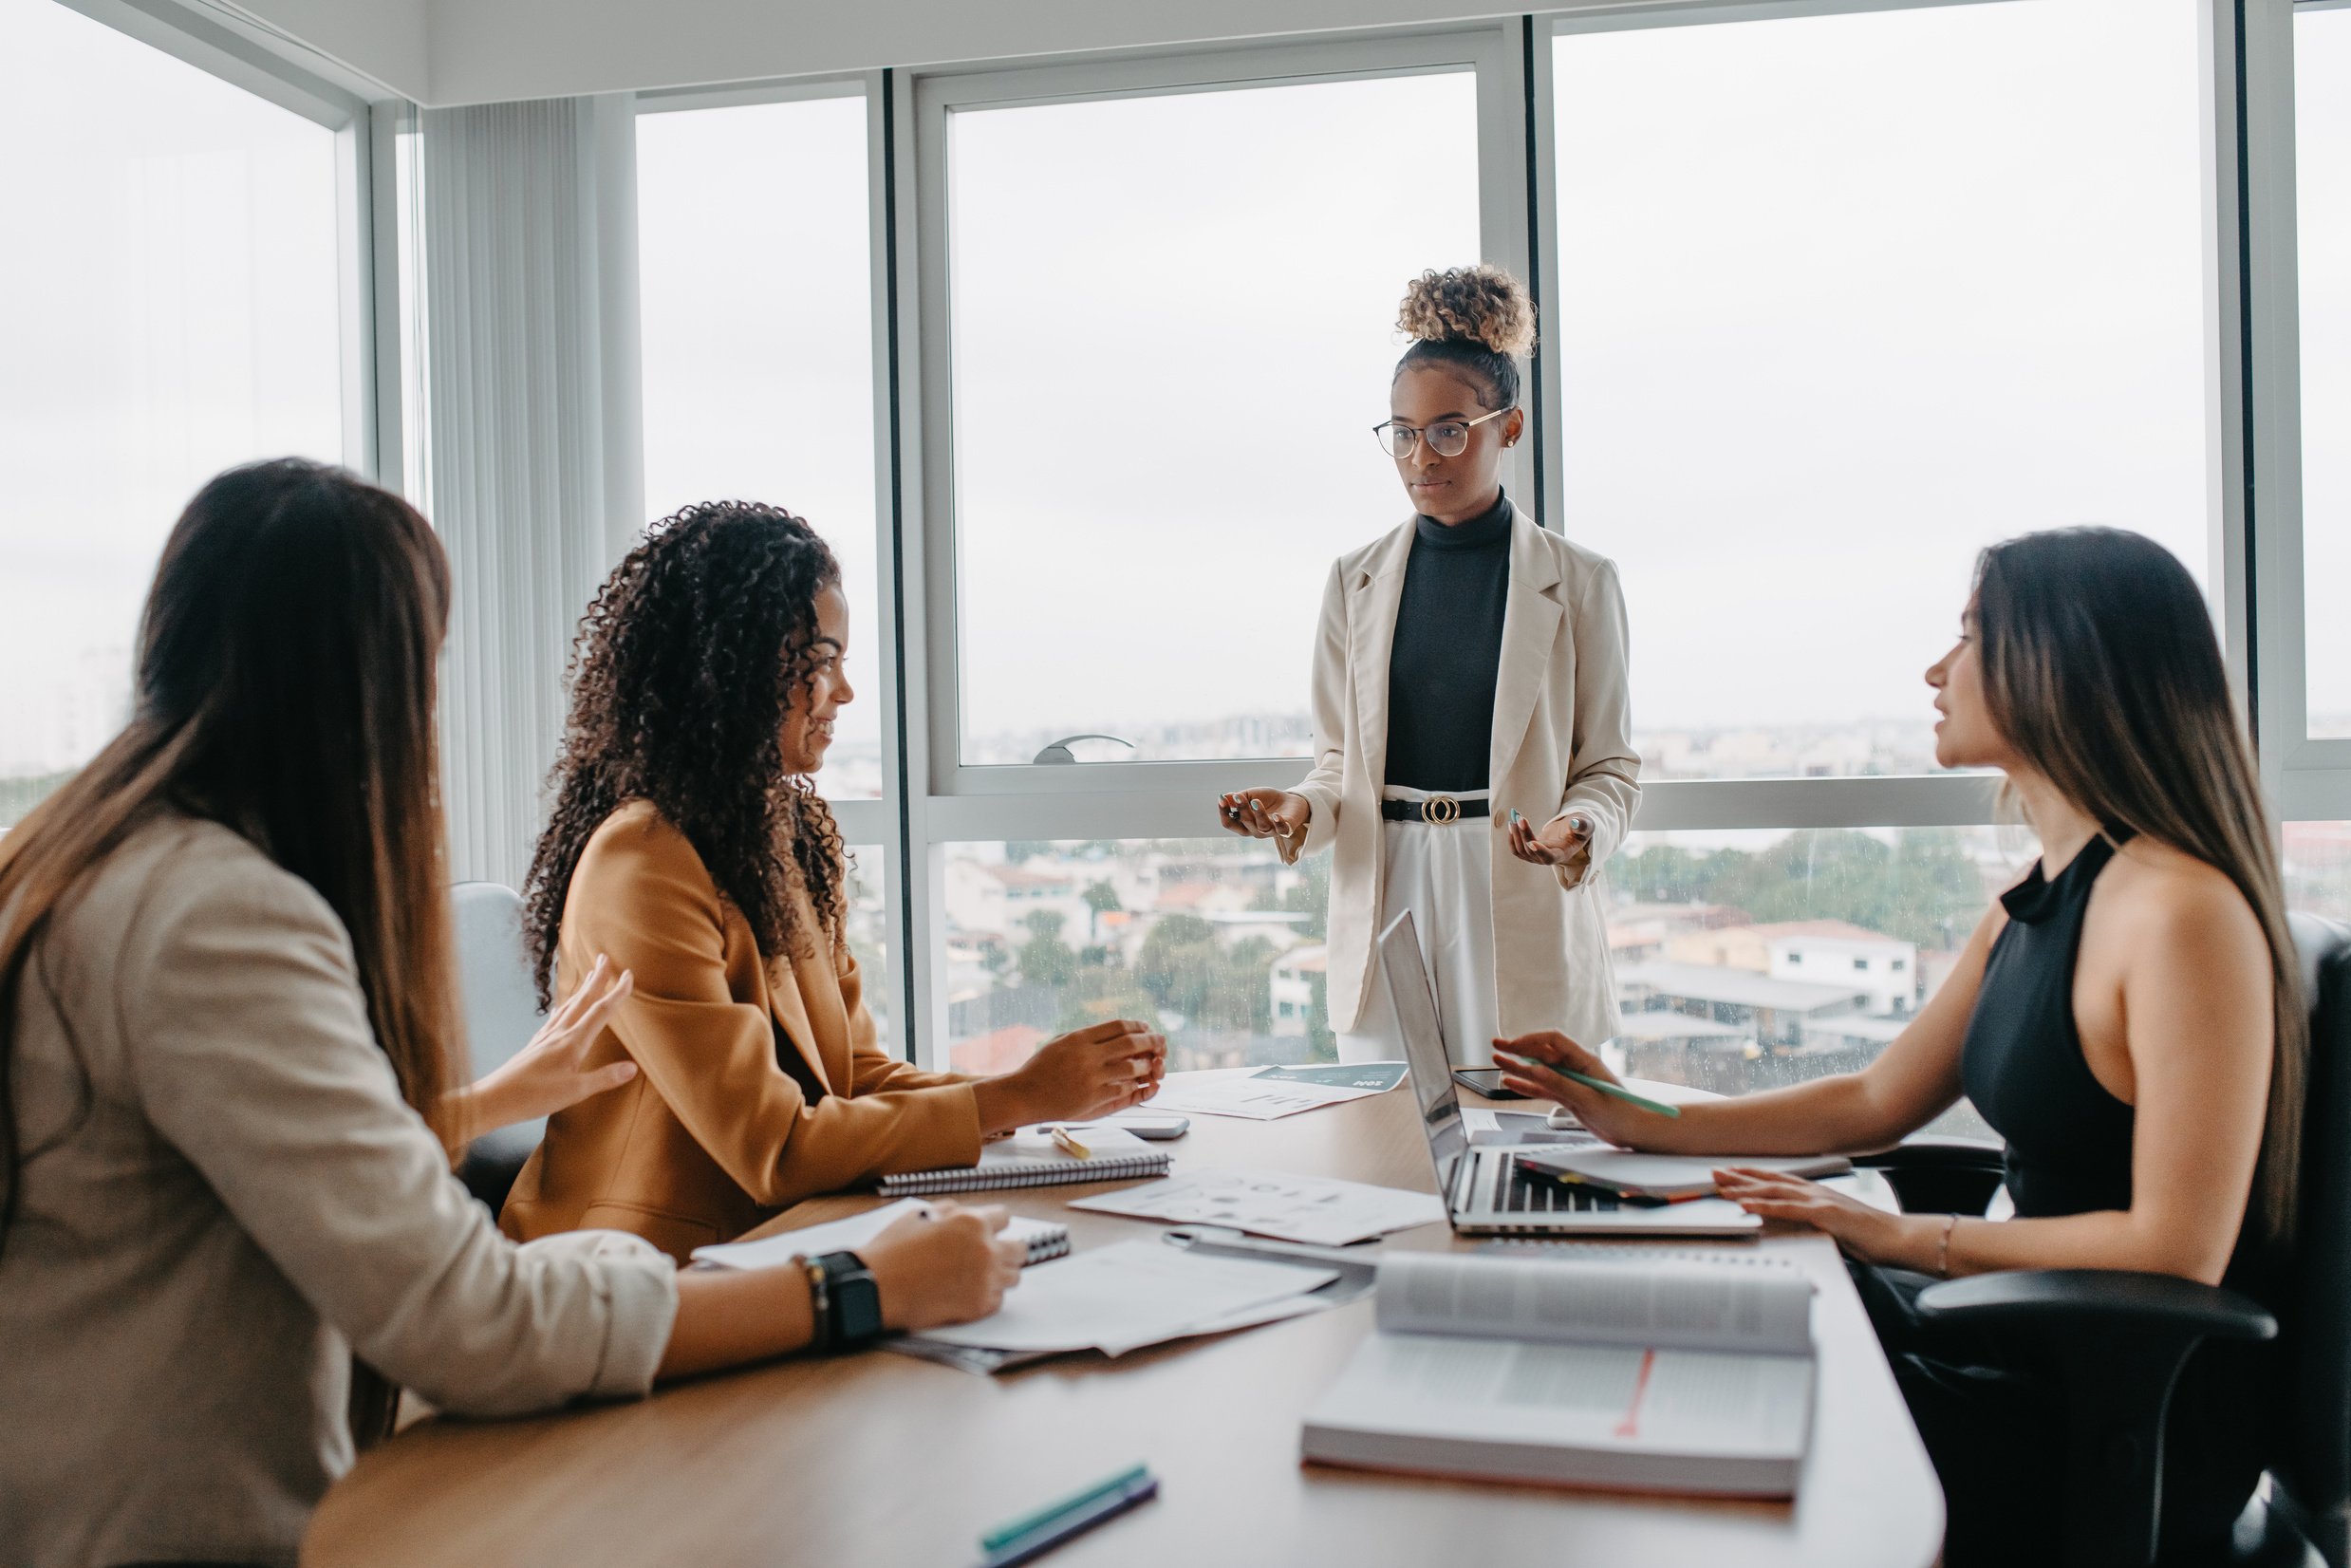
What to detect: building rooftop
<box><xmin>1753</xmin><ymin>919</ymin><xmax>1905</xmax><ymax>946</ymax></box>
<box><xmin>1619</xmin><ymin>961</ymin><xmax>1872</xmax><ymax>1013</ymax></box>
<box><xmin>1609</xmin><ymin>1011</ymin><xmax>1747</xmax><ymax>1042</ymax></box>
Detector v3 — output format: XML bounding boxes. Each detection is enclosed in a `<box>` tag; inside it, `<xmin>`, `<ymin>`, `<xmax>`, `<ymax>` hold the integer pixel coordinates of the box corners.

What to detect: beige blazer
<box><xmin>1291</xmin><ymin>505</ymin><xmax>1640</xmax><ymax>1046</ymax></box>
<box><xmin>0</xmin><ymin>812</ymin><xmax>675</xmax><ymax>1568</ymax></box>
<box><xmin>502</xmin><ymin>800</ymin><xmax>981</xmax><ymax>1263</ymax></box>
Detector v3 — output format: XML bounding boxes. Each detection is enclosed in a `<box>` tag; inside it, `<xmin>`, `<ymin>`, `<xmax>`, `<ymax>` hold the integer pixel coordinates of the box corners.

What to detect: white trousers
<box><xmin>1336</xmin><ymin>787</ymin><xmax>1500</xmax><ymax>1070</ymax></box>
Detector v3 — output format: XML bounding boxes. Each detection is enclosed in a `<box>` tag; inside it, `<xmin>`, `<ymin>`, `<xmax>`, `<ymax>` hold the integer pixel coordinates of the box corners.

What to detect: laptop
<box><xmin>1379</xmin><ymin>909</ymin><xmax>1763</xmax><ymax>1239</ymax></box>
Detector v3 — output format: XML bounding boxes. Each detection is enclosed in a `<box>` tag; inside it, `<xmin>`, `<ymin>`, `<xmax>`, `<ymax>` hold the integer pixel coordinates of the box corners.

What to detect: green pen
<box><xmin>981</xmin><ymin>1463</ymin><xmax>1150</xmax><ymax>1552</ymax></box>
<box><xmin>1493</xmin><ymin>1048</ymin><xmax>1683</xmax><ymax>1118</ymax></box>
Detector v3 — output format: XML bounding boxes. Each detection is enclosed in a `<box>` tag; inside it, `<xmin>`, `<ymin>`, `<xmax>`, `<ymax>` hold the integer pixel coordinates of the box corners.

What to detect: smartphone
<box><xmin>1450</xmin><ymin>1068</ymin><xmax>1528</xmax><ymax>1101</ymax></box>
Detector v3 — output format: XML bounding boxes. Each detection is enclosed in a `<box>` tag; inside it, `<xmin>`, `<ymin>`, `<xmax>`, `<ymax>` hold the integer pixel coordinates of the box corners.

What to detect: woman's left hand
<box><xmin>448</xmin><ymin>954</ymin><xmax>640</xmax><ymax>1143</ymax></box>
<box><xmin>1713</xmin><ymin>1167</ymin><xmax>1926</xmax><ymax>1269</ymax></box>
<box><xmin>1507</xmin><ymin>811</ymin><xmax>1590</xmax><ymax>868</ymax></box>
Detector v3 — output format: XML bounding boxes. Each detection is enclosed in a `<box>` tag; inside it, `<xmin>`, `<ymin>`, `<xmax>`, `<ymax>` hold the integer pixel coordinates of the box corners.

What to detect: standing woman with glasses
<box><xmin>1218</xmin><ymin>267</ymin><xmax>1639</xmax><ymax>1065</ymax></box>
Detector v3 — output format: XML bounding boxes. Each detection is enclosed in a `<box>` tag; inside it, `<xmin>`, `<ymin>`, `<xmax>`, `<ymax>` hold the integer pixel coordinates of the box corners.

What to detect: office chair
<box><xmin>1855</xmin><ymin>913</ymin><xmax>2349</xmax><ymax>1568</ymax></box>
<box><xmin>449</xmin><ymin>881</ymin><xmax>549</xmax><ymax>1216</ymax></box>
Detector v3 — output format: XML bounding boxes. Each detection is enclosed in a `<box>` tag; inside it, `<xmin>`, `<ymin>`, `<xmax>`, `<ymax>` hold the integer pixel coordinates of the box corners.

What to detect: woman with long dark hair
<box><xmin>0</xmin><ymin>462</ymin><xmax>1028</xmax><ymax>1566</ymax></box>
<box><xmin>502</xmin><ymin>502</ymin><xmax>1165</xmax><ymax>1260</ymax></box>
<box><xmin>1495</xmin><ymin>528</ymin><xmax>2304</xmax><ymax>1561</ymax></box>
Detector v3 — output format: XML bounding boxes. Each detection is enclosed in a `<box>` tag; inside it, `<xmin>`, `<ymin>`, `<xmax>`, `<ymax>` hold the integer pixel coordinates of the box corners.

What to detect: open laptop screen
<box><xmin>1379</xmin><ymin>910</ymin><xmax>1468</xmax><ymax>1196</ymax></box>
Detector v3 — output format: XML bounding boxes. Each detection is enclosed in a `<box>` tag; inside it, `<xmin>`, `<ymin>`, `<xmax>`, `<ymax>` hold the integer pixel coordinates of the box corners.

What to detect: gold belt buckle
<box><xmin>1421</xmin><ymin>794</ymin><xmax>1461</xmax><ymax>827</ymax></box>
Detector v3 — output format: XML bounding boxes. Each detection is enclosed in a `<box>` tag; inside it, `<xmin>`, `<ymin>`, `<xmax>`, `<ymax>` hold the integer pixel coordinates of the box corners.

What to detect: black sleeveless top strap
<box><xmin>1960</xmin><ymin>831</ymin><xmax>2137</xmax><ymax>1219</ymax></box>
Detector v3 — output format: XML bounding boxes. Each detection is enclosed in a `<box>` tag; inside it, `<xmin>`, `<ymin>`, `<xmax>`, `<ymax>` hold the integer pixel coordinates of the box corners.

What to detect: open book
<box><xmin>1302</xmin><ymin>1250</ymin><xmax>1817</xmax><ymax>1497</ymax></box>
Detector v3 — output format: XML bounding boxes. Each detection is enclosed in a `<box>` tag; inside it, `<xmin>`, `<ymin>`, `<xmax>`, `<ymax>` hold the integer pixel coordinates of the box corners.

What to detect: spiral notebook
<box><xmin>690</xmin><ymin>1199</ymin><xmax>1072</xmax><ymax>1271</ymax></box>
<box><xmin>878</xmin><ymin>1126</ymin><xmax>1171</xmax><ymax>1197</ymax></box>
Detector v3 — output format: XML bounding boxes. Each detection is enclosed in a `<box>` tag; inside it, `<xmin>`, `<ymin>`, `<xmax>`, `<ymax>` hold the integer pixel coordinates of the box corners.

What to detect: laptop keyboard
<box><xmin>1490</xmin><ymin>1155</ymin><xmax>1614</xmax><ymax>1213</ymax></box>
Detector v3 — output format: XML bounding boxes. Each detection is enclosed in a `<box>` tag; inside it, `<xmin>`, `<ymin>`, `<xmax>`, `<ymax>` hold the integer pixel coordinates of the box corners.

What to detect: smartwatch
<box><xmin>812</xmin><ymin>1250</ymin><xmax>885</xmax><ymax>1352</ymax></box>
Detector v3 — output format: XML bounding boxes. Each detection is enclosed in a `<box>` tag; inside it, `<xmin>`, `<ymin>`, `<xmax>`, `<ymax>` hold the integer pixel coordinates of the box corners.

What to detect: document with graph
<box><xmin>1302</xmin><ymin>1249</ymin><xmax>1817</xmax><ymax>1497</ymax></box>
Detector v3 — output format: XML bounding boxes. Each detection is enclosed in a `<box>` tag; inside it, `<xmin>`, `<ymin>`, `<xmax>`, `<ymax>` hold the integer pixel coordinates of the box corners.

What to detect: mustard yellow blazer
<box><xmin>500</xmin><ymin>800</ymin><xmax>980</xmax><ymax>1262</ymax></box>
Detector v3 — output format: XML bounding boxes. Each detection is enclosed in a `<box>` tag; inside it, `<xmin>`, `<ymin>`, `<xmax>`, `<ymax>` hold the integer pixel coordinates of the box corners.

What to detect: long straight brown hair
<box><xmin>0</xmin><ymin>459</ymin><xmax>460</xmax><ymax>1258</ymax></box>
<box><xmin>1975</xmin><ymin>527</ymin><xmax>2305</xmax><ymax>1250</ymax></box>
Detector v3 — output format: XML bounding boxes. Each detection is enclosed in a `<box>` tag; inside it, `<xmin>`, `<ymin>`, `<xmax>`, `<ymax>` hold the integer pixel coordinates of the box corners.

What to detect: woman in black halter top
<box><xmin>1491</xmin><ymin>529</ymin><xmax>2307</xmax><ymax>1565</ymax></box>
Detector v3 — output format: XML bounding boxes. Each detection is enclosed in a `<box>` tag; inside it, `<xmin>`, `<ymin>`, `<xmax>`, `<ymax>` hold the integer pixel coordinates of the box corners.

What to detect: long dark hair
<box><xmin>0</xmin><ymin>459</ymin><xmax>459</xmax><ymax>1257</ymax></box>
<box><xmin>1974</xmin><ymin>527</ymin><xmax>2304</xmax><ymax>1248</ymax></box>
<box><xmin>523</xmin><ymin>502</ymin><xmax>848</xmax><ymax>1007</ymax></box>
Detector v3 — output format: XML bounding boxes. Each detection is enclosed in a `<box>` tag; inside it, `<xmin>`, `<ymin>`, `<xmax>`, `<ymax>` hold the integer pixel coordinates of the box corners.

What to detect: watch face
<box><xmin>830</xmin><ymin>1260</ymin><xmax>884</xmax><ymax>1343</ymax></box>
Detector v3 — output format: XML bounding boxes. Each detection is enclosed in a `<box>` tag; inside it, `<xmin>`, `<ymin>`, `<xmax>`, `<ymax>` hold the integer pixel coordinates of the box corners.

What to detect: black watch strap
<box><xmin>812</xmin><ymin>1250</ymin><xmax>885</xmax><ymax>1352</ymax></box>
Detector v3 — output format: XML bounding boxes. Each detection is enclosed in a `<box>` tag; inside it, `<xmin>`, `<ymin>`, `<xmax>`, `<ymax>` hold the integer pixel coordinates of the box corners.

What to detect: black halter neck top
<box><xmin>1960</xmin><ymin>831</ymin><xmax>2137</xmax><ymax>1219</ymax></box>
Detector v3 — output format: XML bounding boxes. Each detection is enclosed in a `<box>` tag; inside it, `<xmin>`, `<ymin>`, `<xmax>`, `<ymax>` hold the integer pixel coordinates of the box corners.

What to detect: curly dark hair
<box><xmin>522</xmin><ymin>501</ymin><xmax>848</xmax><ymax>1007</ymax></box>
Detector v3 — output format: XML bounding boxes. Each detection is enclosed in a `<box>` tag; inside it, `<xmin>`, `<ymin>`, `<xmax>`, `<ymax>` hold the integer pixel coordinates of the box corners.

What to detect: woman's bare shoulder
<box><xmin>2099</xmin><ymin>835</ymin><xmax>2267</xmax><ymax>957</ymax></box>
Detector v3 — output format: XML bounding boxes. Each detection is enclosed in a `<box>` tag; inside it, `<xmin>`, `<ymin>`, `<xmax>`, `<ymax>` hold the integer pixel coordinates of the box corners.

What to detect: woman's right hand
<box><xmin>1492</xmin><ymin>1030</ymin><xmax>1674</xmax><ymax>1150</ymax></box>
<box><xmin>973</xmin><ymin>1018</ymin><xmax>1167</xmax><ymax>1132</ymax></box>
<box><xmin>1216</xmin><ymin>788</ymin><xmax>1310</xmax><ymax>845</ymax></box>
<box><xmin>861</xmin><ymin>1203</ymin><xmax>1027</xmax><ymax>1332</ymax></box>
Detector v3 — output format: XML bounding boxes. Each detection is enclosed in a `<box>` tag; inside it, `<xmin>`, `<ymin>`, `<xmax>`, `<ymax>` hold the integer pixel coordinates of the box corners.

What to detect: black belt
<box><xmin>1379</xmin><ymin>795</ymin><xmax>1490</xmax><ymax>825</ymax></box>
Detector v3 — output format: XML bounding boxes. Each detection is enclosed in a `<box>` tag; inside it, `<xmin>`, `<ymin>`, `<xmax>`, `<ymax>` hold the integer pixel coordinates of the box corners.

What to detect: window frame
<box><xmin>605</xmin><ymin>0</ymin><xmax>2332</xmax><ymax>1064</ymax></box>
<box><xmin>47</xmin><ymin>0</ymin><xmax>391</xmax><ymax>485</ymax></box>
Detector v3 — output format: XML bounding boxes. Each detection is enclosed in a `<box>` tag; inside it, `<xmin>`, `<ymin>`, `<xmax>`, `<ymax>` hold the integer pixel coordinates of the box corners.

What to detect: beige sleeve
<box><xmin>123</xmin><ymin>856</ymin><xmax>677</xmax><ymax>1418</ymax></box>
<box><xmin>1292</xmin><ymin>557</ymin><xmax>1352</xmax><ymax>861</ymax></box>
<box><xmin>1549</xmin><ymin>556</ymin><xmax>1643</xmax><ymax>891</ymax></box>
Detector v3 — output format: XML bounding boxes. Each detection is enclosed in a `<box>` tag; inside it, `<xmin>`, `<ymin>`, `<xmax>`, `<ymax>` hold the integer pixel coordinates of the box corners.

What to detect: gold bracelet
<box><xmin>1936</xmin><ymin>1214</ymin><xmax>1959</xmax><ymax>1279</ymax></box>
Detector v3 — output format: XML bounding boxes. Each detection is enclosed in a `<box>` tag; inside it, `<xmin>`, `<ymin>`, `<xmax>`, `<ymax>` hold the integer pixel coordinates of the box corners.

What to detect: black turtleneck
<box><xmin>1384</xmin><ymin>489</ymin><xmax>1513</xmax><ymax>792</ymax></box>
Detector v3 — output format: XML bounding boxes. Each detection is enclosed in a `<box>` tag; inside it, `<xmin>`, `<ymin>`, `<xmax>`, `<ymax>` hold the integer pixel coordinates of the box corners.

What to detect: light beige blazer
<box><xmin>1290</xmin><ymin>505</ymin><xmax>1640</xmax><ymax>1047</ymax></box>
<box><xmin>0</xmin><ymin>812</ymin><xmax>676</xmax><ymax>1568</ymax></box>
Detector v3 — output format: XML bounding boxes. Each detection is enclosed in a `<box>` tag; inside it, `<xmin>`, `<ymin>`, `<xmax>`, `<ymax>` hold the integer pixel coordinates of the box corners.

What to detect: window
<box><xmin>942</xmin><ymin>837</ymin><xmax>1329</xmax><ymax>1073</ymax></box>
<box><xmin>844</xmin><ymin>843</ymin><xmax>893</xmax><ymax>1050</ymax></box>
<box><xmin>942</xmin><ymin>68</ymin><xmax>1483</xmax><ymax>766</ymax></box>
<box><xmin>2302</xmin><ymin>5</ymin><xmax>2351</xmax><ymax>737</ymax></box>
<box><xmin>635</xmin><ymin>91</ymin><xmax>886</xmax><ymax>798</ymax></box>
<box><xmin>1605</xmin><ymin>826</ymin><xmax>2014</xmax><ymax>1135</ymax></box>
<box><xmin>1551</xmin><ymin>0</ymin><xmax>2209</xmax><ymax>781</ymax></box>
<box><xmin>0</xmin><ymin>0</ymin><xmax>349</xmax><ymax>830</ymax></box>
<box><xmin>2285</xmin><ymin>821</ymin><xmax>2351</xmax><ymax>922</ymax></box>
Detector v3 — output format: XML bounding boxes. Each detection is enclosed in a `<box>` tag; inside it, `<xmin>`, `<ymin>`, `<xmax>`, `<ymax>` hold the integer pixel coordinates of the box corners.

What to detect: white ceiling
<box><xmin>226</xmin><ymin>0</ymin><xmax>1547</xmax><ymax>106</ymax></box>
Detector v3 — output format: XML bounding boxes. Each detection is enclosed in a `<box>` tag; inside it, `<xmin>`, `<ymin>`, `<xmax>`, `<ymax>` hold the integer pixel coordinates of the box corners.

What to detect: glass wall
<box><xmin>1552</xmin><ymin>0</ymin><xmax>2208</xmax><ymax>781</ymax></box>
<box><xmin>2302</xmin><ymin>4</ymin><xmax>2351</xmax><ymax>737</ymax></box>
<box><xmin>0</xmin><ymin>0</ymin><xmax>347</xmax><ymax>831</ymax></box>
<box><xmin>944</xmin><ymin>70</ymin><xmax>1482</xmax><ymax>766</ymax></box>
<box><xmin>635</xmin><ymin>91</ymin><xmax>886</xmax><ymax>798</ymax></box>
<box><xmin>941</xmin><ymin>837</ymin><xmax>1323</xmax><ymax>1074</ymax></box>
<box><xmin>1605</xmin><ymin>827</ymin><xmax>2027</xmax><ymax>1132</ymax></box>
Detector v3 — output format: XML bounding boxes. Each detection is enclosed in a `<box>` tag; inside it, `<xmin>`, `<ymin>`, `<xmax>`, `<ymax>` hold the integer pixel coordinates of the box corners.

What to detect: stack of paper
<box><xmin>689</xmin><ymin>1200</ymin><xmax>1070</xmax><ymax>1271</ymax></box>
<box><xmin>1145</xmin><ymin>1063</ymin><xmax>1409</xmax><ymax>1121</ymax></box>
<box><xmin>903</xmin><ymin>1240</ymin><xmax>1339</xmax><ymax>1360</ymax></box>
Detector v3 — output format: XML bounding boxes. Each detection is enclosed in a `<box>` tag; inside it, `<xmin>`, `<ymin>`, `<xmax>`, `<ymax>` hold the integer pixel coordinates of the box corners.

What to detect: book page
<box><xmin>1374</xmin><ymin>1251</ymin><xmax>1813</xmax><ymax>1354</ymax></box>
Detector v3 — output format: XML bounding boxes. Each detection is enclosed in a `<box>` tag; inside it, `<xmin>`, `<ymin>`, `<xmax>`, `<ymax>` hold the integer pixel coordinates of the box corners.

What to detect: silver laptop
<box><xmin>1380</xmin><ymin>909</ymin><xmax>1763</xmax><ymax>1239</ymax></box>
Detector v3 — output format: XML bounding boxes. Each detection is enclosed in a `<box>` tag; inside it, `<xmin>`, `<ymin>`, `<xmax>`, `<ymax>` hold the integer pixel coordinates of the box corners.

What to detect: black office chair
<box><xmin>1856</xmin><ymin>913</ymin><xmax>2350</xmax><ymax>1568</ymax></box>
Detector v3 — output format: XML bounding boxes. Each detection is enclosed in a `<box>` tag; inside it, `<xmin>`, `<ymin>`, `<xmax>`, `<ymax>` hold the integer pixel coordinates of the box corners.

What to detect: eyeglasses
<box><xmin>1372</xmin><ymin>406</ymin><xmax>1516</xmax><ymax>459</ymax></box>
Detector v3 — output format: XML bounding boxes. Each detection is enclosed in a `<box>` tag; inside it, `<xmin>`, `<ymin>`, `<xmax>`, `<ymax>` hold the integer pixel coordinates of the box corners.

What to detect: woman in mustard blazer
<box><xmin>502</xmin><ymin>502</ymin><xmax>1165</xmax><ymax>1261</ymax></box>
<box><xmin>1220</xmin><ymin>267</ymin><xmax>1640</xmax><ymax>1066</ymax></box>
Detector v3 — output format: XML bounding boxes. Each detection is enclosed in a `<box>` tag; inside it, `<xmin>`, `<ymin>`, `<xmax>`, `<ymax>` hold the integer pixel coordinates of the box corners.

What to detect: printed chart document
<box><xmin>689</xmin><ymin>1200</ymin><xmax>1070</xmax><ymax>1271</ymax></box>
<box><xmin>1303</xmin><ymin>1250</ymin><xmax>1818</xmax><ymax>1497</ymax></box>
<box><xmin>1145</xmin><ymin>1063</ymin><xmax>1409</xmax><ymax>1121</ymax></box>
<box><xmin>1069</xmin><ymin>1169</ymin><xmax>1446</xmax><ymax>1246</ymax></box>
<box><xmin>905</xmin><ymin>1241</ymin><xmax>1338</xmax><ymax>1358</ymax></box>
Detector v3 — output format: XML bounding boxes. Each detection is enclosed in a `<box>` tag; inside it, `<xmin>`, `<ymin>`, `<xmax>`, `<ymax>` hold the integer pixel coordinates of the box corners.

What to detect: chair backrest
<box><xmin>449</xmin><ymin>882</ymin><xmax>547</xmax><ymax>1083</ymax></box>
<box><xmin>2279</xmin><ymin>912</ymin><xmax>2351</xmax><ymax>1540</ymax></box>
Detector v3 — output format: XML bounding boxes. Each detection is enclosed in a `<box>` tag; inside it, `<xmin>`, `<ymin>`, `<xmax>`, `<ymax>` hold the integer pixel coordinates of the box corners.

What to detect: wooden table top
<box><xmin>304</xmin><ymin>1089</ymin><xmax>1945</xmax><ymax>1568</ymax></box>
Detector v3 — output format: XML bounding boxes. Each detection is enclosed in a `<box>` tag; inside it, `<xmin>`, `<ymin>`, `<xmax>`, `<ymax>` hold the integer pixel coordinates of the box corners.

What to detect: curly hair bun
<box><xmin>1397</xmin><ymin>265</ymin><xmax>1537</xmax><ymax>357</ymax></box>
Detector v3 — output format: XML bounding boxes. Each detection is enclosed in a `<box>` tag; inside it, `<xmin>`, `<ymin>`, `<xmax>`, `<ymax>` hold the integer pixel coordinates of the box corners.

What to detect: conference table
<box><xmin>304</xmin><ymin>1085</ymin><xmax>1947</xmax><ymax>1568</ymax></box>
